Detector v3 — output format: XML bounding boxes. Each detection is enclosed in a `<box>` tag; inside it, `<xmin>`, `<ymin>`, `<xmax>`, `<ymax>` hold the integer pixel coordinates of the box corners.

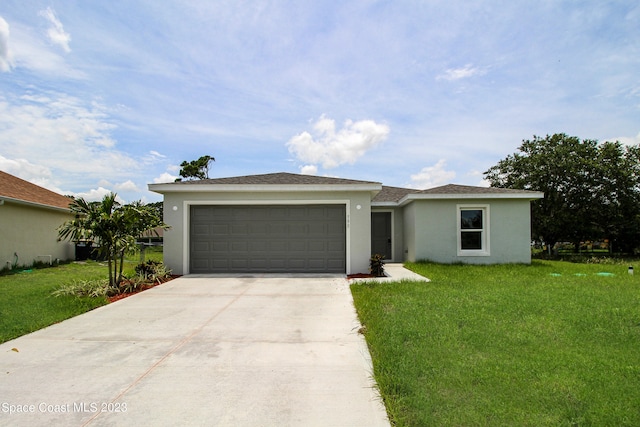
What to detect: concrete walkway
<box><xmin>0</xmin><ymin>277</ymin><xmax>390</xmax><ymax>427</ymax></box>
<box><xmin>348</xmin><ymin>263</ymin><xmax>431</xmax><ymax>283</ymax></box>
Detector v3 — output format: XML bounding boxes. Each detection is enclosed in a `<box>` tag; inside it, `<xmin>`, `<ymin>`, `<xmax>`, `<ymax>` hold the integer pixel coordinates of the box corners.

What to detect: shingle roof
<box><xmin>419</xmin><ymin>184</ymin><xmax>541</xmax><ymax>195</ymax></box>
<box><xmin>150</xmin><ymin>172</ymin><xmax>542</xmax><ymax>202</ymax></box>
<box><xmin>0</xmin><ymin>171</ymin><xmax>72</xmax><ymax>210</ymax></box>
<box><xmin>170</xmin><ymin>172</ymin><xmax>381</xmax><ymax>186</ymax></box>
<box><xmin>373</xmin><ymin>185</ymin><xmax>420</xmax><ymax>203</ymax></box>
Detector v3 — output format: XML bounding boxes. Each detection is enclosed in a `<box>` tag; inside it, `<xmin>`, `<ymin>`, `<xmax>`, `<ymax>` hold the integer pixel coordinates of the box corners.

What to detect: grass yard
<box><xmin>0</xmin><ymin>261</ymin><xmax>108</xmax><ymax>343</ymax></box>
<box><xmin>351</xmin><ymin>260</ymin><xmax>640</xmax><ymax>427</ymax></box>
<box><xmin>0</xmin><ymin>246</ymin><xmax>164</xmax><ymax>344</ymax></box>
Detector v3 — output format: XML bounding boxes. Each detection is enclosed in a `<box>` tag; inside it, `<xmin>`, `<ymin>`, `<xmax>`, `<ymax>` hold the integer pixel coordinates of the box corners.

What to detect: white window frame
<box><xmin>457</xmin><ymin>204</ymin><xmax>490</xmax><ymax>257</ymax></box>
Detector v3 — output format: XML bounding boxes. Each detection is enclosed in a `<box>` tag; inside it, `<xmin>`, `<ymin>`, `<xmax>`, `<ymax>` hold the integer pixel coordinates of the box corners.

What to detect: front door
<box><xmin>371</xmin><ymin>212</ymin><xmax>392</xmax><ymax>260</ymax></box>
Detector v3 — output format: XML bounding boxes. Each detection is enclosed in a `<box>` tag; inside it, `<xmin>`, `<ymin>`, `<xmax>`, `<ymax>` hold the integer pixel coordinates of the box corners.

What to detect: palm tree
<box><xmin>58</xmin><ymin>193</ymin><xmax>169</xmax><ymax>288</ymax></box>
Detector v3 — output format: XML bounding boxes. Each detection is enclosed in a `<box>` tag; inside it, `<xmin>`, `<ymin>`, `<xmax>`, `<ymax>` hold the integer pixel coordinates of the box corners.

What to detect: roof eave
<box><xmin>0</xmin><ymin>196</ymin><xmax>72</xmax><ymax>212</ymax></box>
<box><xmin>371</xmin><ymin>201</ymin><xmax>400</xmax><ymax>207</ymax></box>
<box><xmin>148</xmin><ymin>183</ymin><xmax>382</xmax><ymax>194</ymax></box>
<box><xmin>398</xmin><ymin>192</ymin><xmax>545</xmax><ymax>205</ymax></box>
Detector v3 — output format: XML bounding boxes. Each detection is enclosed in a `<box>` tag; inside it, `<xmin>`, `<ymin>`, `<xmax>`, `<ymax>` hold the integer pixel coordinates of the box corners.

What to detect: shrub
<box><xmin>52</xmin><ymin>279</ymin><xmax>111</xmax><ymax>298</ymax></box>
<box><xmin>115</xmin><ymin>276</ymin><xmax>149</xmax><ymax>295</ymax></box>
<box><xmin>134</xmin><ymin>260</ymin><xmax>171</xmax><ymax>285</ymax></box>
<box><xmin>369</xmin><ymin>254</ymin><xmax>386</xmax><ymax>277</ymax></box>
<box><xmin>53</xmin><ymin>260</ymin><xmax>171</xmax><ymax>299</ymax></box>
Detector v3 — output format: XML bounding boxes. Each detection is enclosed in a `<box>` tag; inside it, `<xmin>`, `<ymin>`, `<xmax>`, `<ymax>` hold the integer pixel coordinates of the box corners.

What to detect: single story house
<box><xmin>0</xmin><ymin>171</ymin><xmax>75</xmax><ymax>270</ymax></box>
<box><xmin>149</xmin><ymin>172</ymin><xmax>544</xmax><ymax>275</ymax></box>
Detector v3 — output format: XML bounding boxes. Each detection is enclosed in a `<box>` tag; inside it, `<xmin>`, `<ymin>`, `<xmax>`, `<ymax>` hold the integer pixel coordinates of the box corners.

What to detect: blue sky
<box><xmin>0</xmin><ymin>1</ymin><xmax>638</xmax><ymax>203</ymax></box>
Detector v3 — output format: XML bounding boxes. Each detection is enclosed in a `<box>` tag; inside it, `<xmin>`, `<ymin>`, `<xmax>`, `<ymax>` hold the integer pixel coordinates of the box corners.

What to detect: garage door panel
<box><xmin>211</xmin><ymin>224</ymin><xmax>229</xmax><ymax>235</ymax></box>
<box><xmin>192</xmin><ymin>224</ymin><xmax>210</xmax><ymax>235</ymax></box>
<box><xmin>307</xmin><ymin>207</ymin><xmax>326</xmax><ymax>219</ymax></box>
<box><xmin>327</xmin><ymin>223</ymin><xmax>345</xmax><ymax>235</ymax></box>
<box><xmin>192</xmin><ymin>241</ymin><xmax>211</xmax><ymax>252</ymax></box>
<box><xmin>249</xmin><ymin>223</ymin><xmax>269</xmax><ymax>235</ymax></box>
<box><xmin>212</xmin><ymin>241</ymin><xmax>229</xmax><ymax>251</ymax></box>
<box><xmin>308</xmin><ymin>223</ymin><xmax>326</xmax><ymax>234</ymax></box>
<box><xmin>288</xmin><ymin>207</ymin><xmax>307</xmax><ymax>218</ymax></box>
<box><xmin>190</xmin><ymin>205</ymin><xmax>345</xmax><ymax>273</ymax></box>
<box><xmin>249</xmin><ymin>258</ymin><xmax>268</xmax><ymax>269</ymax></box>
<box><xmin>289</xmin><ymin>223</ymin><xmax>307</xmax><ymax>234</ymax></box>
<box><xmin>308</xmin><ymin>241</ymin><xmax>326</xmax><ymax>252</ymax></box>
<box><xmin>231</xmin><ymin>224</ymin><xmax>248</xmax><ymax>235</ymax></box>
<box><xmin>270</xmin><ymin>223</ymin><xmax>287</xmax><ymax>234</ymax></box>
<box><xmin>287</xmin><ymin>240</ymin><xmax>305</xmax><ymax>252</ymax></box>
<box><xmin>231</xmin><ymin>241</ymin><xmax>248</xmax><ymax>252</ymax></box>
<box><xmin>327</xmin><ymin>241</ymin><xmax>345</xmax><ymax>252</ymax></box>
<box><xmin>287</xmin><ymin>258</ymin><xmax>306</xmax><ymax>269</ymax></box>
<box><xmin>249</xmin><ymin>241</ymin><xmax>268</xmax><ymax>252</ymax></box>
<box><xmin>268</xmin><ymin>259</ymin><xmax>287</xmax><ymax>269</ymax></box>
<box><xmin>327</xmin><ymin>259</ymin><xmax>344</xmax><ymax>270</ymax></box>
<box><xmin>269</xmin><ymin>241</ymin><xmax>288</xmax><ymax>251</ymax></box>
<box><xmin>230</xmin><ymin>259</ymin><xmax>249</xmax><ymax>269</ymax></box>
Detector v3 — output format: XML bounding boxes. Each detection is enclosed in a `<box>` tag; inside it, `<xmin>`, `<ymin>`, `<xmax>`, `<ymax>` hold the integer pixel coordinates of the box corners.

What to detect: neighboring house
<box><xmin>0</xmin><ymin>171</ymin><xmax>75</xmax><ymax>270</ymax></box>
<box><xmin>137</xmin><ymin>227</ymin><xmax>164</xmax><ymax>245</ymax></box>
<box><xmin>149</xmin><ymin>172</ymin><xmax>544</xmax><ymax>275</ymax></box>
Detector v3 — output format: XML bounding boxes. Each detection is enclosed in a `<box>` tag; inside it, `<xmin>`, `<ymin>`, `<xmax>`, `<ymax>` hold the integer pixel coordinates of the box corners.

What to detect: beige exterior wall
<box><xmin>0</xmin><ymin>201</ymin><xmax>74</xmax><ymax>270</ymax></box>
<box><xmin>403</xmin><ymin>198</ymin><xmax>533</xmax><ymax>264</ymax></box>
<box><xmin>162</xmin><ymin>190</ymin><xmax>373</xmax><ymax>275</ymax></box>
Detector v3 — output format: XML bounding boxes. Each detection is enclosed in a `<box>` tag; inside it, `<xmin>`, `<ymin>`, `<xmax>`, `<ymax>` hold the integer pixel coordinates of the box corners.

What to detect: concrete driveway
<box><xmin>0</xmin><ymin>276</ymin><xmax>390</xmax><ymax>427</ymax></box>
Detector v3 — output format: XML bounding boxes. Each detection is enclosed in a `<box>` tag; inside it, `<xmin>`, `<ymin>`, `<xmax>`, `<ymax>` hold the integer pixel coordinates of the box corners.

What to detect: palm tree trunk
<box><xmin>107</xmin><ymin>257</ymin><xmax>114</xmax><ymax>288</ymax></box>
<box><xmin>117</xmin><ymin>251</ymin><xmax>126</xmax><ymax>285</ymax></box>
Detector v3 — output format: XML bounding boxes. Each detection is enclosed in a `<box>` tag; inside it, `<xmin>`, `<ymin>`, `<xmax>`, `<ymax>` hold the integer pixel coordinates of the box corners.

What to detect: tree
<box><xmin>484</xmin><ymin>134</ymin><xmax>640</xmax><ymax>253</ymax></box>
<box><xmin>58</xmin><ymin>194</ymin><xmax>170</xmax><ymax>287</ymax></box>
<box><xmin>175</xmin><ymin>155</ymin><xmax>215</xmax><ymax>181</ymax></box>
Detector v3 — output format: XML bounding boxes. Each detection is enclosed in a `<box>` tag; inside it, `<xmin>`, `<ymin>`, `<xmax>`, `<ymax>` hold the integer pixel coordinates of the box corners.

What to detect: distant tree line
<box><xmin>484</xmin><ymin>133</ymin><xmax>640</xmax><ymax>254</ymax></box>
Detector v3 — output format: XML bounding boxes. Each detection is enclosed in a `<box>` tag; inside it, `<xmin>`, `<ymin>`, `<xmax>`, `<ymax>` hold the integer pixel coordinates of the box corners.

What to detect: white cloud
<box><xmin>605</xmin><ymin>132</ymin><xmax>640</xmax><ymax>146</ymax></box>
<box><xmin>153</xmin><ymin>172</ymin><xmax>178</xmax><ymax>183</ymax></box>
<box><xmin>0</xmin><ymin>16</ymin><xmax>13</xmax><ymax>71</ymax></box>
<box><xmin>114</xmin><ymin>180</ymin><xmax>139</xmax><ymax>192</ymax></box>
<box><xmin>409</xmin><ymin>160</ymin><xmax>457</xmax><ymax>189</ymax></box>
<box><xmin>0</xmin><ymin>155</ymin><xmax>50</xmax><ymax>180</ymax></box>
<box><xmin>299</xmin><ymin>165</ymin><xmax>318</xmax><ymax>175</ymax></box>
<box><xmin>39</xmin><ymin>7</ymin><xmax>71</xmax><ymax>53</ymax></box>
<box><xmin>466</xmin><ymin>170</ymin><xmax>491</xmax><ymax>187</ymax></box>
<box><xmin>0</xmin><ymin>91</ymin><xmax>142</xmax><ymax>197</ymax></box>
<box><xmin>437</xmin><ymin>64</ymin><xmax>485</xmax><ymax>81</ymax></box>
<box><xmin>6</xmin><ymin>21</ymin><xmax>83</xmax><ymax>78</ymax></box>
<box><xmin>141</xmin><ymin>150</ymin><xmax>168</xmax><ymax>167</ymax></box>
<box><xmin>286</xmin><ymin>115</ymin><xmax>390</xmax><ymax>170</ymax></box>
<box><xmin>72</xmin><ymin>187</ymin><xmax>124</xmax><ymax>203</ymax></box>
<box><xmin>0</xmin><ymin>155</ymin><xmax>67</xmax><ymax>193</ymax></box>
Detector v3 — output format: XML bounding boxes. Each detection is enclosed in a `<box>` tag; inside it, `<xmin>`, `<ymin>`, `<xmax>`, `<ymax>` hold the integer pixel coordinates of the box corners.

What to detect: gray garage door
<box><xmin>190</xmin><ymin>205</ymin><xmax>346</xmax><ymax>273</ymax></box>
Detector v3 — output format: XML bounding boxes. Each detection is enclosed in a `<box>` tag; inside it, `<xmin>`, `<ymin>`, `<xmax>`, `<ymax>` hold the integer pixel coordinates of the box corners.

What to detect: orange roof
<box><xmin>0</xmin><ymin>170</ymin><xmax>72</xmax><ymax>210</ymax></box>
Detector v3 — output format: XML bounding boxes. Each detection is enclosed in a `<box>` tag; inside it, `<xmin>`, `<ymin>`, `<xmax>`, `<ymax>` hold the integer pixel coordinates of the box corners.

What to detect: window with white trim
<box><xmin>457</xmin><ymin>204</ymin><xmax>490</xmax><ymax>256</ymax></box>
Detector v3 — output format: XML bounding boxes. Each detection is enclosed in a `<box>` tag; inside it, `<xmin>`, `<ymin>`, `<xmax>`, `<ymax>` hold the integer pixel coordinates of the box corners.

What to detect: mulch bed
<box><xmin>347</xmin><ymin>273</ymin><xmax>377</xmax><ymax>279</ymax></box>
<box><xmin>107</xmin><ymin>275</ymin><xmax>181</xmax><ymax>303</ymax></box>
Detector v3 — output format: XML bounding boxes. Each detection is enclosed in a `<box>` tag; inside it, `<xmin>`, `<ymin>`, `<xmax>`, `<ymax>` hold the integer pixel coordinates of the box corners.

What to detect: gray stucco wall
<box><xmin>162</xmin><ymin>190</ymin><xmax>373</xmax><ymax>275</ymax></box>
<box><xmin>403</xmin><ymin>198</ymin><xmax>533</xmax><ymax>264</ymax></box>
<box><xmin>0</xmin><ymin>202</ymin><xmax>74</xmax><ymax>270</ymax></box>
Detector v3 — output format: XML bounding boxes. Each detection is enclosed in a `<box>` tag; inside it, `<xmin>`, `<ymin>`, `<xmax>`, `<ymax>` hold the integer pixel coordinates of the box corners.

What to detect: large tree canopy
<box><xmin>175</xmin><ymin>155</ymin><xmax>215</xmax><ymax>181</ymax></box>
<box><xmin>484</xmin><ymin>134</ymin><xmax>640</xmax><ymax>253</ymax></box>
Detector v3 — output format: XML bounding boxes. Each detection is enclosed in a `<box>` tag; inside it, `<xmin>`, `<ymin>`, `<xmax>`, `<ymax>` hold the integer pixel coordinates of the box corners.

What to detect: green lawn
<box><xmin>0</xmin><ymin>261</ymin><xmax>108</xmax><ymax>343</ymax></box>
<box><xmin>351</xmin><ymin>260</ymin><xmax>640</xmax><ymax>426</ymax></box>
<box><xmin>0</xmin><ymin>247</ymin><xmax>163</xmax><ymax>344</ymax></box>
